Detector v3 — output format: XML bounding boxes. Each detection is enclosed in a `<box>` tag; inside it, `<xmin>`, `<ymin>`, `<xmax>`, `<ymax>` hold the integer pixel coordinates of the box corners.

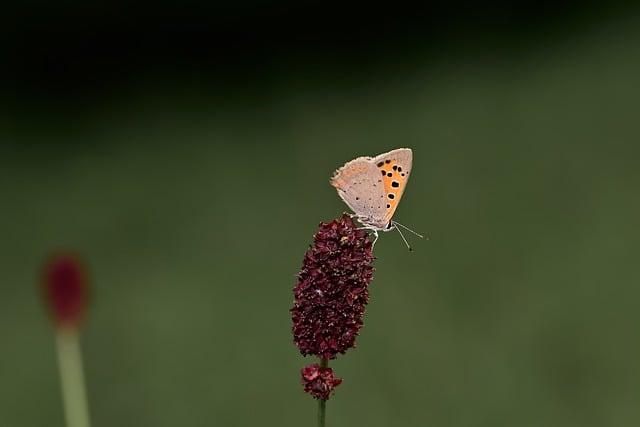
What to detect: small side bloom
<box><xmin>42</xmin><ymin>253</ymin><xmax>89</xmax><ymax>329</ymax></box>
<box><xmin>291</xmin><ymin>214</ymin><xmax>375</xmax><ymax>360</ymax></box>
<box><xmin>301</xmin><ymin>363</ymin><xmax>343</xmax><ymax>400</ymax></box>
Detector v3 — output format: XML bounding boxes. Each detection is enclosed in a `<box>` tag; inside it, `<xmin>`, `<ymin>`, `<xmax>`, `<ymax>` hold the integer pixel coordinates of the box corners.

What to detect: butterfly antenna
<box><xmin>392</xmin><ymin>220</ymin><xmax>427</xmax><ymax>239</ymax></box>
<box><xmin>393</xmin><ymin>224</ymin><xmax>413</xmax><ymax>252</ymax></box>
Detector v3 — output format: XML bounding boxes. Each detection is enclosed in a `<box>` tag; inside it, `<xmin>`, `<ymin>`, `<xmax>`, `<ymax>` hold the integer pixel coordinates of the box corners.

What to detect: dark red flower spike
<box><xmin>291</xmin><ymin>214</ymin><xmax>375</xmax><ymax>360</ymax></box>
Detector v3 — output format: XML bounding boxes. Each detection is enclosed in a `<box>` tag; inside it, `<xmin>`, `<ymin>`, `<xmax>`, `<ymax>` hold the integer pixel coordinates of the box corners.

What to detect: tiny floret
<box><xmin>301</xmin><ymin>364</ymin><xmax>343</xmax><ymax>400</ymax></box>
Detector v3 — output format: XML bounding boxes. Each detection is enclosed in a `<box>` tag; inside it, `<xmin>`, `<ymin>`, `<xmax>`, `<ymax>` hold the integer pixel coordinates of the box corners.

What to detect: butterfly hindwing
<box><xmin>330</xmin><ymin>157</ymin><xmax>388</xmax><ymax>227</ymax></box>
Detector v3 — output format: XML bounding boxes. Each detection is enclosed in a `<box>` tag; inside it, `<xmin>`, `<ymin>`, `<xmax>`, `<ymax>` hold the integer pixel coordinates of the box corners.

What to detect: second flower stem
<box><xmin>56</xmin><ymin>329</ymin><xmax>91</xmax><ymax>427</ymax></box>
<box><xmin>317</xmin><ymin>358</ymin><xmax>328</xmax><ymax>427</ymax></box>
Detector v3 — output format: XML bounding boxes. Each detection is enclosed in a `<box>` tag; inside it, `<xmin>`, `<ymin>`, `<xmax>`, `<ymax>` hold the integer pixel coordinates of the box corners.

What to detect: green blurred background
<box><xmin>2</xmin><ymin>2</ymin><xmax>640</xmax><ymax>426</ymax></box>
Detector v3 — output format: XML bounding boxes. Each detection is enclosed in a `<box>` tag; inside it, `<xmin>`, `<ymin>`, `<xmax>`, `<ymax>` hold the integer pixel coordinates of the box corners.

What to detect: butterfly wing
<box><xmin>330</xmin><ymin>156</ymin><xmax>388</xmax><ymax>229</ymax></box>
<box><xmin>371</xmin><ymin>148</ymin><xmax>413</xmax><ymax>224</ymax></box>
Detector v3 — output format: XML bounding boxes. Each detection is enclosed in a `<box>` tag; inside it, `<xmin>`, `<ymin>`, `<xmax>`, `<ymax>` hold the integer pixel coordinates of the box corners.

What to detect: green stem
<box><xmin>318</xmin><ymin>399</ymin><xmax>326</xmax><ymax>427</ymax></box>
<box><xmin>318</xmin><ymin>358</ymin><xmax>329</xmax><ymax>427</ymax></box>
<box><xmin>55</xmin><ymin>329</ymin><xmax>91</xmax><ymax>427</ymax></box>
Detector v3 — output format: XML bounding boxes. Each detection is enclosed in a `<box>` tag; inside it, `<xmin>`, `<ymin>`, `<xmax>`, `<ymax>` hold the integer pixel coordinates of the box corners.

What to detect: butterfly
<box><xmin>330</xmin><ymin>148</ymin><xmax>423</xmax><ymax>249</ymax></box>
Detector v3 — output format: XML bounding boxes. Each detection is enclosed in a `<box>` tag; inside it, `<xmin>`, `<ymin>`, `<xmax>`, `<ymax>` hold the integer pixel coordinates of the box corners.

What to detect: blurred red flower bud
<box><xmin>42</xmin><ymin>253</ymin><xmax>89</xmax><ymax>329</ymax></box>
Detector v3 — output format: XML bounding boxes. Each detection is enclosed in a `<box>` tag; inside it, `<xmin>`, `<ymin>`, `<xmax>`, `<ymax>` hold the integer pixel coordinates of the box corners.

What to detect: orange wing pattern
<box><xmin>372</xmin><ymin>148</ymin><xmax>412</xmax><ymax>223</ymax></box>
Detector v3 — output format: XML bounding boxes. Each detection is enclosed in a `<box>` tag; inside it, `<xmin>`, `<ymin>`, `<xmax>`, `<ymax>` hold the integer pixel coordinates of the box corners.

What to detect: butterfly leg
<box><xmin>356</xmin><ymin>226</ymin><xmax>379</xmax><ymax>249</ymax></box>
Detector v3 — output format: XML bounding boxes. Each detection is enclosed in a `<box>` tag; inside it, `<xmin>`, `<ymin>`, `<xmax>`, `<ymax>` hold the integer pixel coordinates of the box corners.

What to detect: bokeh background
<box><xmin>2</xmin><ymin>2</ymin><xmax>640</xmax><ymax>426</ymax></box>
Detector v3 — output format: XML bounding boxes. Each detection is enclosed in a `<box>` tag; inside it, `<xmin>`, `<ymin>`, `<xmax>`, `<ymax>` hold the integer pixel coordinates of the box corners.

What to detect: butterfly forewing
<box><xmin>371</xmin><ymin>148</ymin><xmax>413</xmax><ymax>224</ymax></box>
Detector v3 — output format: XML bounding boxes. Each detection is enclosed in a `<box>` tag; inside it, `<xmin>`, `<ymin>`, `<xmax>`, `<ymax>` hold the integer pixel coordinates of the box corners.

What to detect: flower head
<box><xmin>42</xmin><ymin>253</ymin><xmax>89</xmax><ymax>329</ymax></box>
<box><xmin>301</xmin><ymin>363</ymin><xmax>343</xmax><ymax>400</ymax></box>
<box><xmin>291</xmin><ymin>214</ymin><xmax>374</xmax><ymax>360</ymax></box>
